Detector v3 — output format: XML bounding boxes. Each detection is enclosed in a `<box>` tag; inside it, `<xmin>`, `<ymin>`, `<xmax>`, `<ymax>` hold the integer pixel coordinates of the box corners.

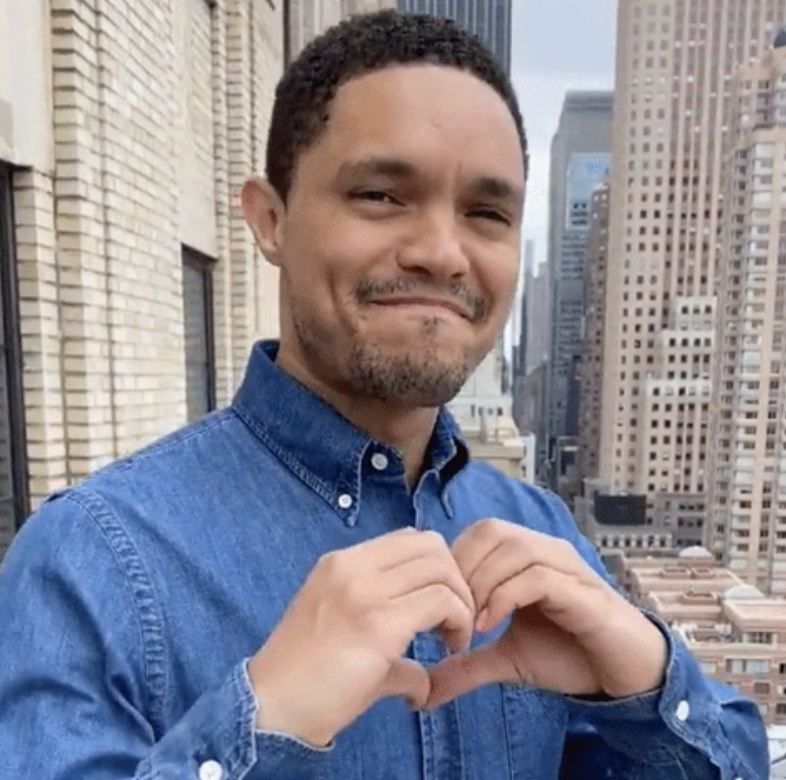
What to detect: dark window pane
<box><xmin>182</xmin><ymin>247</ymin><xmax>216</xmax><ymax>422</ymax></box>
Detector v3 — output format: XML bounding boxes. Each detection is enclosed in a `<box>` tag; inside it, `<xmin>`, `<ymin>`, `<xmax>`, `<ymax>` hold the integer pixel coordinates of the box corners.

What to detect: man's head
<box><xmin>243</xmin><ymin>10</ymin><xmax>527</xmax><ymax>408</ymax></box>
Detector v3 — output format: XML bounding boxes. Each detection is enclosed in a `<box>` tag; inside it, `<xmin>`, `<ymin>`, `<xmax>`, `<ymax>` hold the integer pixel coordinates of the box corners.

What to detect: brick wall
<box><xmin>5</xmin><ymin>0</ymin><xmax>284</xmax><ymax>515</ymax></box>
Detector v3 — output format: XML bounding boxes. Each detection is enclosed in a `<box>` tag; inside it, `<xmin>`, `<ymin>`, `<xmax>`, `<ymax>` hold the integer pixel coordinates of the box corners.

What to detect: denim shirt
<box><xmin>0</xmin><ymin>341</ymin><xmax>769</xmax><ymax>780</ymax></box>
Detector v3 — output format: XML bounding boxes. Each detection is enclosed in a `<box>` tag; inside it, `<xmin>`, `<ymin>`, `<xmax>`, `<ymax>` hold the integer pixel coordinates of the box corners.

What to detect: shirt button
<box><xmin>198</xmin><ymin>760</ymin><xmax>223</xmax><ymax>780</ymax></box>
<box><xmin>337</xmin><ymin>493</ymin><xmax>353</xmax><ymax>509</ymax></box>
<box><xmin>370</xmin><ymin>452</ymin><xmax>389</xmax><ymax>471</ymax></box>
<box><xmin>675</xmin><ymin>700</ymin><xmax>690</xmax><ymax>722</ymax></box>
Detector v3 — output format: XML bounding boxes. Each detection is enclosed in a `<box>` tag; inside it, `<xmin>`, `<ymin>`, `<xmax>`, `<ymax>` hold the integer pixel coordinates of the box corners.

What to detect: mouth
<box><xmin>369</xmin><ymin>297</ymin><xmax>472</xmax><ymax>321</ymax></box>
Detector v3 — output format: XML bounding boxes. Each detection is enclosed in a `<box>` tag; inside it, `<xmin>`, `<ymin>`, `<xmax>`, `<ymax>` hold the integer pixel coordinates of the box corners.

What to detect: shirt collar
<box><xmin>231</xmin><ymin>340</ymin><xmax>468</xmax><ymax>523</ymax></box>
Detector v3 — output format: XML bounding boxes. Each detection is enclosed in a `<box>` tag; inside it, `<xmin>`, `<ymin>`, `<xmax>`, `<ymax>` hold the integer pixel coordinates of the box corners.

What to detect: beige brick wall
<box><xmin>0</xmin><ymin>0</ymin><xmax>287</xmax><ymax>529</ymax></box>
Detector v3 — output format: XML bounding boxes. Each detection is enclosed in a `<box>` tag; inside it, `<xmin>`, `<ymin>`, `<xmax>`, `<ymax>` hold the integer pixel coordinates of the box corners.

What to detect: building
<box><xmin>512</xmin><ymin>248</ymin><xmax>549</xmax><ymax>473</ymax></box>
<box><xmin>460</xmin><ymin>410</ymin><xmax>527</xmax><ymax>480</ymax></box>
<box><xmin>598</xmin><ymin>0</ymin><xmax>786</xmax><ymax>539</ymax></box>
<box><xmin>287</xmin><ymin>0</ymin><xmax>394</xmax><ymax>62</ymax></box>
<box><xmin>396</xmin><ymin>0</ymin><xmax>512</xmax><ymax>73</ymax></box>
<box><xmin>511</xmin><ymin>239</ymin><xmax>535</xmax><ymax>385</ymax></box>
<box><xmin>575</xmin><ymin>478</ymin><xmax>675</xmax><ymax>557</ymax></box>
<box><xmin>0</xmin><ymin>0</ymin><xmax>389</xmax><ymax>556</ymax></box>
<box><xmin>706</xmin><ymin>33</ymin><xmax>786</xmax><ymax>596</ymax></box>
<box><xmin>577</xmin><ymin>180</ymin><xmax>610</xmax><ymax>483</ymax></box>
<box><xmin>617</xmin><ymin>547</ymin><xmax>786</xmax><ymax>727</ymax></box>
<box><xmin>545</xmin><ymin>92</ymin><xmax>613</xmax><ymax>461</ymax></box>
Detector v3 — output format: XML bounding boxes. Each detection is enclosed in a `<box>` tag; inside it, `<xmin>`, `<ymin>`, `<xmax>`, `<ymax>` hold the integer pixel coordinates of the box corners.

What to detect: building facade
<box><xmin>577</xmin><ymin>180</ymin><xmax>610</xmax><ymax>482</ymax></box>
<box><xmin>396</xmin><ymin>0</ymin><xmax>512</xmax><ymax>73</ymax></box>
<box><xmin>0</xmin><ymin>0</ymin><xmax>388</xmax><ymax>555</ymax></box>
<box><xmin>618</xmin><ymin>548</ymin><xmax>786</xmax><ymax>727</ymax></box>
<box><xmin>545</xmin><ymin>93</ymin><xmax>613</xmax><ymax>450</ymax></box>
<box><xmin>599</xmin><ymin>0</ymin><xmax>786</xmax><ymax>540</ymax></box>
<box><xmin>288</xmin><ymin>0</ymin><xmax>394</xmax><ymax>60</ymax></box>
<box><xmin>706</xmin><ymin>36</ymin><xmax>786</xmax><ymax>596</ymax></box>
<box><xmin>513</xmin><ymin>245</ymin><xmax>549</xmax><ymax>473</ymax></box>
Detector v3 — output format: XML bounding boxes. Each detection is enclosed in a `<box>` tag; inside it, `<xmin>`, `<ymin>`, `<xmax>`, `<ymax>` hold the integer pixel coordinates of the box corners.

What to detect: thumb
<box><xmin>425</xmin><ymin>643</ymin><xmax>516</xmax><ymax>709</ymax></box>
<box><xmin>378</xmin><ymin>658</ymin><xmax>431</xmax><ymax>708</ymax></box>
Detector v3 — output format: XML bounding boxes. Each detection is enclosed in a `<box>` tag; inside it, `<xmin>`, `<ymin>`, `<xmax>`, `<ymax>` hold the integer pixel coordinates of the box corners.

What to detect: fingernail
<box><xmin>476</xmin><ymin>608</ymin><xmax>489</xmax><ymax>631</ymax></box>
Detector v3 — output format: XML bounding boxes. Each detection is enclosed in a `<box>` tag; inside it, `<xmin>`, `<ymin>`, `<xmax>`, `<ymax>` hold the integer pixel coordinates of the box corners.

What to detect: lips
<box><xmin>370</xmin><ymin>297</ymin><xmax>472</xmax><ymax>320</ymax></box>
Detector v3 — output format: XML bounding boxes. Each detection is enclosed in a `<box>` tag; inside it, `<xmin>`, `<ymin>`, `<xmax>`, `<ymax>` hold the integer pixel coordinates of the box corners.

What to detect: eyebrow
<box><xmin>336</xmin><ymin>155</ymin><xmax>524</xmax><ymax>209</ymax></box>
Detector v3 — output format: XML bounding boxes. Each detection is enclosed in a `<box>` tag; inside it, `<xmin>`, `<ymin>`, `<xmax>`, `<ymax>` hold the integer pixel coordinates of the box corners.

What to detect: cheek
<box><xmin>480</xmin><ymin>252</ymin><xmax>520</xmax><ymax>313</ymax></box>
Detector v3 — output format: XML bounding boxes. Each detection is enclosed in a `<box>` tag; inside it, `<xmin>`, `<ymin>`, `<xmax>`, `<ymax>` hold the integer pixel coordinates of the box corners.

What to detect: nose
<box><xmin>396</xmin><ymin>210</ymin><xmax>471</xmax><ymax>279</ymax></box>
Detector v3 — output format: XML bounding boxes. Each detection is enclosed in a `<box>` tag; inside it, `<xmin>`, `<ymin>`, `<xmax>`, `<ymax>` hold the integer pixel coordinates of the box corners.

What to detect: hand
<box><xmin>248</xmin><ymin>528</ymin><xmax>475</xmax><ymax>746</ymax></box>
<box><xmin>425</xmin><ymin>519</ymin><xmax>668</xmax><ymax>708</ymax></box>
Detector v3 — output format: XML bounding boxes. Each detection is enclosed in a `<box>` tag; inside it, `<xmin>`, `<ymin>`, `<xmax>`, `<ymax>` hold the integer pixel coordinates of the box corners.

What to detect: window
<box><xmin>0</xmin><ymin>163</ymin><xmax>29</xmax><ymax>555</ymax></box>
<box><xmin>182</xmin><ymin>246</ymin><xmax>216</xmax><ymax>422</ymax></box>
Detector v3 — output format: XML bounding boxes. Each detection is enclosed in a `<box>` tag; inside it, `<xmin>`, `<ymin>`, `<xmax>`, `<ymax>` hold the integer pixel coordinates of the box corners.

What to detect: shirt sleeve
<box><xmin>535</xmin><ymin>489</ymin><xmax>770</xmax><ymax>780</ymax></box>
<box><xmin>0</xmin><ymin>492</ymin><xmax>332</xmax><ymax>780</ymax></box>
<box><xmin>560</xmin><ymin>615</ymin><xmax>770</xmax><ymax>780</ymax></box>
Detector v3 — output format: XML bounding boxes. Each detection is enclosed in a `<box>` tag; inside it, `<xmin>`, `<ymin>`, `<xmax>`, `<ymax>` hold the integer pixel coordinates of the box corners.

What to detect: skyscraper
<box><xmin>578</xmin><ymin>179</ymin><xmax>611</xmax><ymax>483</ymax></box>
<box><xmin>396</xmin><ymin>0</ymin><xmax>512</xmax><ymax>73</ymax></box>
<box><xmin>599</xmin><ymin>1</ymin><xmax>786</xmax><ymax>526</ymax></box>
<box><xmin>706</xmin><ymin>32</ymin><xmax>786</xmax><ymax>596</ymax></box>
<box><xmin>545</xmin><ymin>93</ymin><xmax>613</xmax><ymax>450</ymax></box>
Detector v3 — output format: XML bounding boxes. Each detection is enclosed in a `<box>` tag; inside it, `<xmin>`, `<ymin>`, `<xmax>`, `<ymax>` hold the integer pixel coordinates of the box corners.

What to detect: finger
<box><xmin>383</xmin><ymin>552</ymin><xmax>476</xmax><ymax>617</ymax></box>
<box><xmin>451</xmin><ymin>518</ymin><xmax>511</xmax><ymax>583</ymax></box>
<box><xmin>423</xmin><ymin>642</ymin><xmax>520</xmax><ymax>709</ymax></box>
<box><xmin>392</xmin><ymin>583</ymin><xmax>475</xmax><ymax>652</ymax></box>
<box><xmin>378</xmin><ymin>658</ymin><xmax>431</xmax><ymax>708</ymax></box>
<box><xmin>468</xmin><ymin>538</ymin><xmax>584</xmax><ymax>618</ymax></box>
<box><xmin>480</xmin><ymin>567</ymin><xmax>605</xmax><ymax>637</ymax></box>
<box><xmin>365</xmin><ymin>529</ymin><xmax>450</xmax><ymax>573</ymax></box>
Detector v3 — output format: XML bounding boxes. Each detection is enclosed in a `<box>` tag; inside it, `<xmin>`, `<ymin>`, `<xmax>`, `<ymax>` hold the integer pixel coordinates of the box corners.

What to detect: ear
<box><xmin>241</xmin><ymin>176</ymin><xmax>286</xmax><ymax>268</ymax></box>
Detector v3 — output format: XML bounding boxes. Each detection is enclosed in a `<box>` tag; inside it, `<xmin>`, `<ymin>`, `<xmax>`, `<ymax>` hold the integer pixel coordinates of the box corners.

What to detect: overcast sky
<box><xmin>510</xmin><ymin>0</ymin><xmax>618</xmax><ymax>269</ymax></box>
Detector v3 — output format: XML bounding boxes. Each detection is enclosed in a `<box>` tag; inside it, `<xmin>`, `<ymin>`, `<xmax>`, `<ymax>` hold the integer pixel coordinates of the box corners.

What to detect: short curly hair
<box><xmin>265</xmin><ymin>10</ymin><xmax>527</xmax><ymax>202</ymax></box>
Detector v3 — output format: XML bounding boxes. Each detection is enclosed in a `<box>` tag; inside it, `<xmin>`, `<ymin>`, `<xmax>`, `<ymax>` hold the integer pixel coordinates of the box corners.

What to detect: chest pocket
<box><xmin>501</xmin><ymin>684</ymin><xmax>569</xmax><ymax>780</ymax></box>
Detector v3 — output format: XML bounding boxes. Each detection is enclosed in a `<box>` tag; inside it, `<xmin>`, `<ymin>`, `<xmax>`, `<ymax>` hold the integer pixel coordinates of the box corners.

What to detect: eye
<box><xmin>468</xmin><ymin>208</ymin><xmax>510</xmax><ymax>225</ymax></box>
<box><xmin>351</xmin><ymin>190</ymin><xmax>399</xmax><ymax>205</ymax></box>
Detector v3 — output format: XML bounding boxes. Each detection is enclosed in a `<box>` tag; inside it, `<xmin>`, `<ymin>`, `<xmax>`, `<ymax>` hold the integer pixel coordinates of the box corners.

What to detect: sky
<box><xmin>510</xmin><ymin>0</ymin><xmax>618</xmax><ymax>271</ymax></box>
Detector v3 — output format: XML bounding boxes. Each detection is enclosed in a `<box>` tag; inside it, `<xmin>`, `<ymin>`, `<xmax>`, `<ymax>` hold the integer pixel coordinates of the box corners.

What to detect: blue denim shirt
<box><xmin>0</xmin><ymin>341</ymin><xmax>769</xmax><ymax>779</ymax></box>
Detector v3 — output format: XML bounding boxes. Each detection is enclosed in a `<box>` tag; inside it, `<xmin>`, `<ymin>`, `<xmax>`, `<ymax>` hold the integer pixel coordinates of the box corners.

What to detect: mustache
<box><xmin>355</xmin><ymin>277</ymin><xmax>488</xmax><ymax>322</ymax></box>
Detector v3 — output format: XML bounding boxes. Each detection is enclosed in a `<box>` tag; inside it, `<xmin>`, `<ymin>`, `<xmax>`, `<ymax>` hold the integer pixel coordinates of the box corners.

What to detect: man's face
<box><xmin>257</xmin><ymin>65</ymin><xmax>524</xmax><ymax>407</ymax></box>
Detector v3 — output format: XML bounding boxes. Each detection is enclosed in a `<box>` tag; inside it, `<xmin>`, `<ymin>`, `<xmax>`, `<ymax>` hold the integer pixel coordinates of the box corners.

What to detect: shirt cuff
<box><xmin>565</xmin><ymin>613</ymin><xmax>721</xmax><ymax>765</ymax></box>
<box><xmin>136</xmin><ymin>660</ymin><xmax>332</xmax><ymax>780</ymax></box>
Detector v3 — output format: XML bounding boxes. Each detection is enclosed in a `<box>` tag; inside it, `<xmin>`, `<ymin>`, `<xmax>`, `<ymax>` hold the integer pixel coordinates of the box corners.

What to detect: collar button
<box><xmin>370</xmin><ymin>452</ymin><xmax>389</xmax><ymax>471</ymax></box>
<box><xmin>337</xmin><ymin>493</ymin><xmax>353</xmax><ymax>510</ymax></box>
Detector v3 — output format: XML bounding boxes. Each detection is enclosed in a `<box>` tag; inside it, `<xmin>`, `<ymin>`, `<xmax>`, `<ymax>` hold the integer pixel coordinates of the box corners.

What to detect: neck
<box><xmin>275</xmin><ymin>347</ymin><xmax>439</xmax><ymax>485</ymax></box>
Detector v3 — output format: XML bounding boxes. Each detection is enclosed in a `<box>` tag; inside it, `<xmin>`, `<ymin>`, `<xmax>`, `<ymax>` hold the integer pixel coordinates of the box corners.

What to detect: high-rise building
<box><xmin>288</xmin><ymin>0</ymin><xmax>395</xmax><ymax>60</ymax></box>
<box><xmin>545</xmin><ymin>92</ymin><xmax>613</xmax><ymax>459</ymax></box>
<box><xmin>511</xmin><ymin>240</ymin><xmax>535</xmax><ymax>392</ymax></box>
<box><xmin>599</xmin><ymin>1</ymin><xmax>786</xmax><ymax>523</ymax></box>
<box><xmin>512</xmin><ymin>245</ymin><xmax>549</xmax><ymax>465</ymax></box>
<box><xmin>706</xmin><ymin>32</ymin><xmax>786</xmax><ymax>596</ymax></box>
<box><xmin>396</xmin><ymin>0</ymin><xmax>512</xmax><ymax>73</ymax></box>
<box><xmin>578</xmin><ymin>179</ymin><xmax>611</xmax><ymax>482</ymax></box>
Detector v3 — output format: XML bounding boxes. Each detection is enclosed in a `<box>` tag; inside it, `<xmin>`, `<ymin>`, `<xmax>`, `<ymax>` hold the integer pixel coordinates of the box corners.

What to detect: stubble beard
<box><xmin>295</xmin><ymin>312</ymin><xmax>477</xmax><ymax>407</ymax></box>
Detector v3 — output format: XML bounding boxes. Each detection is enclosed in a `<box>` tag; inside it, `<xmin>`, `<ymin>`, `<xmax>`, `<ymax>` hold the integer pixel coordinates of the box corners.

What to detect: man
<box><xmin>0</xmin><ymin>10</ymin><xmax>768</xmax><ymax>780</ymax></box>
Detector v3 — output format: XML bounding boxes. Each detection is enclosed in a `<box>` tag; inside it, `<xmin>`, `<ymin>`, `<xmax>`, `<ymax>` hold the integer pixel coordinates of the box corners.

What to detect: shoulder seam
<box><xmin>61</xmin><ymin>489</ymin><xmax>169</xmax><ymax>732</ymax></box>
